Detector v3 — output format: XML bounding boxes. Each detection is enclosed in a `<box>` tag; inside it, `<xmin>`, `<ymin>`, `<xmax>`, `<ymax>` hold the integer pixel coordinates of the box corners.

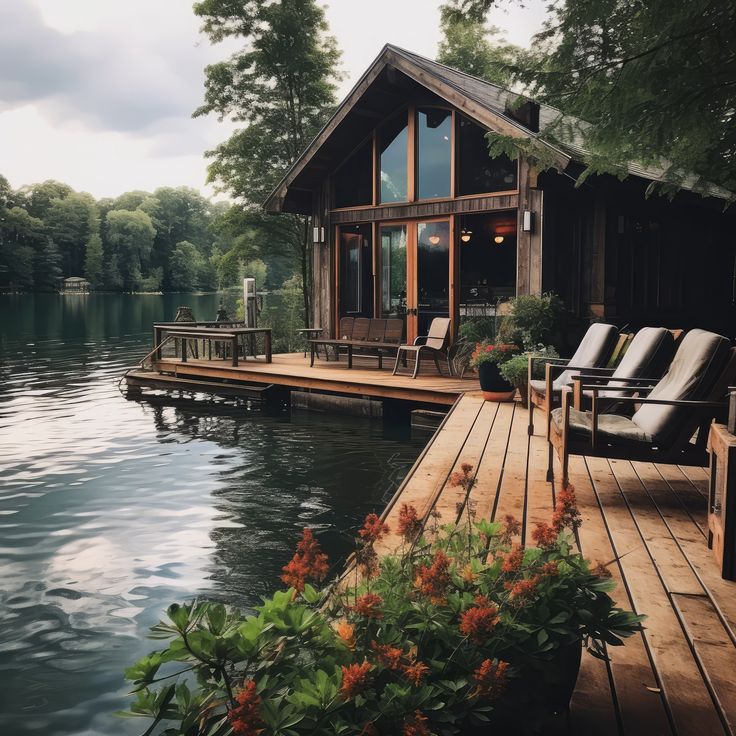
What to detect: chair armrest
<box><xmin>593</xmin><ymin>395</ymin><xmax>728</xmax><ymax>409</ymax></box>
<box><xmin>528</xmin><ymin>355</ymin><xmax>569</xmax><ymax>369</ymax></box>
<box><xmin>413</xmin><ymin>336</ymin><xmax>428</xmax><ymax>346</ymax></box>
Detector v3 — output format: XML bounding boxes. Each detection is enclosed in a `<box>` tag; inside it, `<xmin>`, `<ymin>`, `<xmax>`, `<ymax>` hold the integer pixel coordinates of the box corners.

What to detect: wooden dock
<box><xmin>126</xmin><ymin>352</ymin><xmax>474</xmax><ymax>406</ymax></box>
<box><xmin>377</xmin><ymin>392</ymin><xmax>736</xmax><ymax>736</ymax></box>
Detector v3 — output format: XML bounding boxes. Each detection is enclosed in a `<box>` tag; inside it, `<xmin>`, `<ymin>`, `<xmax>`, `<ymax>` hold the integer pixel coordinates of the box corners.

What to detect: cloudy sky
<box><xmin>0</xmin><ymin>0</ymin><xmax>546</xmax><ymax>200</ymax></box>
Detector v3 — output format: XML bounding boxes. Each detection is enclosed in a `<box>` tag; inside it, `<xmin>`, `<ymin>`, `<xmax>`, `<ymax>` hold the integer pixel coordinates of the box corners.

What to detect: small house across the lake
<box><xmin>264</xmin><ymin>44</ymin><xmax>736</xmax><ymax>343</ymax></box>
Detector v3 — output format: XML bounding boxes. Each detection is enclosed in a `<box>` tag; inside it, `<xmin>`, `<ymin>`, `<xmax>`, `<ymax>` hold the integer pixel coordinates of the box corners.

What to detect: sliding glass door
<box><xmin>337</xmin><ymin>225</ymin><xmax>373</xmax><ymax>319</ymax></box>
<box><xmin>376</xmin><ymin>219</ymin><xmax>450</xmax><ymax>342</ymax></box>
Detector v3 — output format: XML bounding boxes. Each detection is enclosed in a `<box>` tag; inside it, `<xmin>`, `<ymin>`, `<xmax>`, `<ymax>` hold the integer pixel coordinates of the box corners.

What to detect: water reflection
<box><xmin>0</xmin><ymin>294</ymin><xmax>426</xmax><ymax>736</ymax></box>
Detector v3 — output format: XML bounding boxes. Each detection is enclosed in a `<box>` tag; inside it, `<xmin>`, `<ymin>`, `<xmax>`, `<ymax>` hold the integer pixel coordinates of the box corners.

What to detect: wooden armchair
<box><xmin>528</xmin><ymin>322</ymin><xmax>621</xmax><ymax>438</ymax></box>
<box><xmin>548</xmin><ymin>329</ymin><xmax>736</xmax><ymax>487</ymax></box>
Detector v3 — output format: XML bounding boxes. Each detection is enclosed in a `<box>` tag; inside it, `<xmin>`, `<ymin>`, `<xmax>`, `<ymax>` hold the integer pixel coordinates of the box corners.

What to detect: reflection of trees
<box><xmin>134</xmin><ymin>395</ymin><xmax>425</xmax><ymax>609</ymax></box>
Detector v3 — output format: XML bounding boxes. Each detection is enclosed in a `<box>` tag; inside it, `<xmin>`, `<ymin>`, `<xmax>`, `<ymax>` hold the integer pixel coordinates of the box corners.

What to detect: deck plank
<box><xmin>590</xmin><ymin>456</ymin><xmax>725</xmax><ymax>736</ymax></box>
<box><xmin>568</xmin><ymin>455</ymin><xmax>672</xmax><ymax>736</ymax></box>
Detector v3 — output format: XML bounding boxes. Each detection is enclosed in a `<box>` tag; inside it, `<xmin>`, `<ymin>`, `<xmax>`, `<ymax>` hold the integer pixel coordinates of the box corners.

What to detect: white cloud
<box><xmin>0</xmin><ymin>0</ymin><xmax>547</xmax><ymax>199</ymax></box>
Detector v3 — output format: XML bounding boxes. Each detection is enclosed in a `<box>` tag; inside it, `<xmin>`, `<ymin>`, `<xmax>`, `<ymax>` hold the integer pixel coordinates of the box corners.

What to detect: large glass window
<box><xmin>379</xmin><ymin>225</ymin><xmax>407</xmax><ymax>319</ymax></box>
<box><xmin>334</xmin><ymin>139</ymin><xmax>373</xmax><ymax>208</ymax></box>
<box><xmin>339</xmin><ymin>225</ymin><xmax>373</xmax><ymax>317</ymax></box>
<box><xmin>417</xmin><ymin>108</ymin><xmax>452</xmax><ymax>200</ymax></box>
<box><xmin>457</xmin><ymin>116</ymin><xmax>518</xmax><ymax>195</ymax></box>
<box><xmin>379</xmin><ymin>114</ymin><xmax>408</xmax><ymax>203</ymax></box>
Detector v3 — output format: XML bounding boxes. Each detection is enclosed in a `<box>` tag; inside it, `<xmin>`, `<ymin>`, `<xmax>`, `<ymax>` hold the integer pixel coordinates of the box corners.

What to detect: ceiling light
<box><xmin>429</xmin><ymin>234</ymin><xmax>441</xmax><ymax>245</ymax></box>
<box><xmin>494</xmin><ymin>235</ymin><xmax>504</xmax><ymax>244</ymax></box>
<box><xmin>460</xmin><ymin>229</ymin><xmax>472</xmax><ymax>243</ymax></box>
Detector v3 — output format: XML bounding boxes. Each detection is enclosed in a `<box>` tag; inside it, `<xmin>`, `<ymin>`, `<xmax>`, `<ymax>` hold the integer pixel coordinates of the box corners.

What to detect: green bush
<box><xmin>497</xmin><ymin>294</ymin><xmax>567</xmax><ymax>350</ymax></box>
<box><xmin>120</xmin><ymin>471</ymin><xmax>642</xmax><ymax>736</ymax></box>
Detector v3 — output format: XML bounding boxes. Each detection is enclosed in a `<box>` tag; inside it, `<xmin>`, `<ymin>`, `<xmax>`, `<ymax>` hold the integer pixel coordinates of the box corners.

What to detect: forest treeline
<box><xmin>0</xmin><ymin>175</ymin><xmax>293</xmax><ymax>293</ymax></box>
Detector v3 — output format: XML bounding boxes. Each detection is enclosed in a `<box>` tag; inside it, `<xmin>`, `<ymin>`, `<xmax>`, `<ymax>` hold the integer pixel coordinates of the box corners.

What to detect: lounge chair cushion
<box><xmin>555</xmin><ymin>323</ymin><xmax>619</xmax><ymax>388</ymax></box>
<box><xmin>551</xmin><ymin>407</ymin><xmax>652</xmax><ymax>445</ymax></box>
<box><xmin>530</xmin><ymin>323</ymin><xmax>619</xmax><ymax>397</ymax></box>
<box><xmin>592</xmin><ymin>327</ymin><xmax>674</xmax><ymax>398</ymax></box>
<box><xmin>632</xmin><ymin>328</ymin><xmax>731</xmax><ymax>444</ymax></box>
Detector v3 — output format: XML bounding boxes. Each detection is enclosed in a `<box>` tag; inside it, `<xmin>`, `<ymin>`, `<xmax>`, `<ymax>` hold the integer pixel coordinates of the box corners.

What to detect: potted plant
<box><xmin>470</xmin><ymin>340</ymin><xmax>519</xmax><ymax>401</ymax></box>
<box><xmin>121</xmin><ymin>471</ymin><xmax>643</xmax><ymax>736</ymax></box>
<box><xmin>500</xmin><ymin>345</ymin><xmax>560</xmax><ymax>408</ymax></box>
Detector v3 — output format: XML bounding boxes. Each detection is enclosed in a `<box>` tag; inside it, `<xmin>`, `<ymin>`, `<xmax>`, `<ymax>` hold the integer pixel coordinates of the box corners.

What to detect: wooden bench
<box><xmin>310</xmin><ymin>317</ymin><xmax>404</xmax><ymax>369</ymax></box>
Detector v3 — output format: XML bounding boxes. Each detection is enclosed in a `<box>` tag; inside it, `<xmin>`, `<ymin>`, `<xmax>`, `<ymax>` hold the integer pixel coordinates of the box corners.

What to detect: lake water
<box><xmin>0</xmin><ymin>293</ymin><xmax>427</xmax><ymax>736</ymax></box>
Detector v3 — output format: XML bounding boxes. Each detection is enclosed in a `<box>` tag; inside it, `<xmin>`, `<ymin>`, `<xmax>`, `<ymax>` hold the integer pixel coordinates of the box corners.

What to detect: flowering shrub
<box><xmin>121</xmin><ymin>478</ymin><xmax>642</xmax><ymax>735</ymax></box>
<box><xmin>469</xmin><ymin>340</ymin><xmax>519</xmax><ymax>369</ymax></box>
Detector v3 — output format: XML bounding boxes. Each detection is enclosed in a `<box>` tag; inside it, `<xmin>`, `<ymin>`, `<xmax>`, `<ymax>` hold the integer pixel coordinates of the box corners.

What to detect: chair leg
<box><xmin>412</xmin><ymin>349</ymin><xmax>421</xmax><ymax>379</ymax></box>
<box><xmin>528</xmin><ymin>395</ymin><xmax>535</xmax><ymax>436</ymax></box>
<box><xmin>433</xmin><ymin>352</ymin><xmax>441</xmax><ymax>376</ymax></box>
<box><xmin>392</xmin><ymin>349</ymin><xmax>401</xmax><ymax>376</ymax></box>
<box><xmin>546</xmin><ymin>441</ymin><xmax>554</xmax><ymax>482</ymax></box>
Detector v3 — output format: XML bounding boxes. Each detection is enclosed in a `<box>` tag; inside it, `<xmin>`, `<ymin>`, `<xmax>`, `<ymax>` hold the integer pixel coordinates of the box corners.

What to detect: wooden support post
<box><xmin>708</xmin><ymin>423</ymin><xmax>736</xmax><ymax>580</ymax></box>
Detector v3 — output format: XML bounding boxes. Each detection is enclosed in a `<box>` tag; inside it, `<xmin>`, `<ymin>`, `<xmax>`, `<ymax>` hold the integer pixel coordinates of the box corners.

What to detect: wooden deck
<box><xmin>377</xmin><ymin>392</ymin><xmax>736</xmax><ymax>736</ymax></box>
<box><xmin>127</xmin><ymin>352</ymin><xmax>474</xmax><ymax>406</ymax></box>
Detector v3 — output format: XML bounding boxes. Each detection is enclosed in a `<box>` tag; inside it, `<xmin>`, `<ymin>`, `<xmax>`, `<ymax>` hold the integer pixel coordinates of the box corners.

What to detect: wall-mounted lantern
<box><xmin>312</xmin><ymin>226</ymin><xmax>325</xmax><ymax>245</ymax></box>
<box><xmin>522</xmin><ymin>210</ymin><xmax>535</xmax><ymax>233</ymax></box>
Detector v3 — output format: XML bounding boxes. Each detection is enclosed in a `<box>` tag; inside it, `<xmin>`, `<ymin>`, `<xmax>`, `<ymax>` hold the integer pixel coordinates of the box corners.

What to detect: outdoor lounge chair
<box><xmin>548</xmin><ymin>328</ymin><xmax>736</xmax><ymax>487</ymax></box>
<box><xmin>528</xmin><ymin>322</ymin><xmax>620</xmax><ymax>437</ymax></box>
<box><xmin>392</xmin><ymin>317</ymin><xmax>452</xmax><ymax>379</ymax></box>
<box><xmin>571</xmin><ymin>326</ymin><xmax>675</xmax><ymax>410</ymax></box>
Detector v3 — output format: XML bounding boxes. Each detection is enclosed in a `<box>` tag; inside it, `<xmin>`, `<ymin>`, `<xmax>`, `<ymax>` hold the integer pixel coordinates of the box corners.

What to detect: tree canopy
<box><xmin>193</xmin><ymin>0</ymin><xmax>342</xmax><ymax>324</ymax></box>
<box><xmin>444</xmin><ymin>0</ymin><xmax>736</xmax><ymax>197</ymax></box>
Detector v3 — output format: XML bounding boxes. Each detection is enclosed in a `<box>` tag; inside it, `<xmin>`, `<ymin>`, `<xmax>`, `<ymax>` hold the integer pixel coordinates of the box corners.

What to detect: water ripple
<box><xmin>0</xmin><ymin>293</ymin><xmax>427</xmax><ymax>735</ymax></box>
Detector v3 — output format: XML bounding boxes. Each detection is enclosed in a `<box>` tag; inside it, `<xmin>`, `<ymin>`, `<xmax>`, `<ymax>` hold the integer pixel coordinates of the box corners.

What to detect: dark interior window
<box><xmin>457</xmin><ymin>117</ymin><xmax>518</xmax><ymax>195</ymax></box>
<box><xmin>379</xmin><ymin>113</ymin><xmax>408</xmax><ymax>203</ymax></box>
<box><xmin>417</xmin><ymin>108</ymin><xmax>452</xmax><ymax>200</ymax></box>
<box><xmin>459</xmin><ymin>212</ymin><xmax>517</xmax><ymax>309</ymax></box>
<box><xmin>333</xmin><ymin>139</ymin><xmax>373</xmax><ymax>209</ymax></box>
<box><xmin>339</xmin><ymin>225</ymin><xmax>373</xmax><ymax>318</ymax></box>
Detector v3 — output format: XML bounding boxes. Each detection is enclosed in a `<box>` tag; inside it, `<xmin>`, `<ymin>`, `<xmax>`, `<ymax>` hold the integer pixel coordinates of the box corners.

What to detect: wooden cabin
<box><xmin>264</xmin><ymin>45</ymin><xmax>736</xmax><ymax>343</ymax></box>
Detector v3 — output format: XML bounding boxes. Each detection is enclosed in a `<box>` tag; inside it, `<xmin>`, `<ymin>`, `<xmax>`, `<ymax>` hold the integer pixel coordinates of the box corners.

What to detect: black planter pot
<box><xmin>466</xmin><ymin>641</ymin><xmax>583</xmax><ymax>735</ymax></box>
<box><xmin>477</xmin><ymin>361</ymin><xmax>515</xmax><ymax>402</ymax></box>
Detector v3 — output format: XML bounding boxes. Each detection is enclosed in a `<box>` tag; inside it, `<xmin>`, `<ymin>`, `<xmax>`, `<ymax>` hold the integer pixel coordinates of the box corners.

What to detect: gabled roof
<box><xmin>264</xmin><ymin>44</ymin><xmax>732</xmax><ymax>213</ymax></box>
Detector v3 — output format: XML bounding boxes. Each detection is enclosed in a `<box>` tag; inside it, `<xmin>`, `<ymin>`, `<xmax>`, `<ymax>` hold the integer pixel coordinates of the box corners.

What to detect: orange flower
<box><xmin>591</xmin><ymin>560</ymin><xmax>613</xmax><ymax>579</ymax></box>
<box><xmin>459</xmin><ymin>595</ymin><xmax>499</xmax><ymax>644</ymax></box>
<box><xmin>373</xmin><ymin>640</ymin><xmax>404</xmax><ymax>670</ymax></box>
<box><xmin>552</xmin><ymin>485</ymin><xmax>581</xmax><ymax>533</ymax></box>
<box><xmin>281</xmin><ymin>528</ymin><xmax>329</xmax><ymax>592</ymax></box>
<box><xmin>359</xmin><ymin>513</ymin><xmax>390</xmax><ymax>543</ymax></box>
<box><xmin>540</xmin><ymin>561</ymin><xmax>559</xmax><ymax>577</ymax></box>
<box><xmin>398</xmin><ymin>503</ymin><xmax>422</xmax><ymax>542</ymax></box>
<box><xmin>531</xmin><ymin>521</ymin><xmax>557</xmax><ymax>548</ymax></box>
<box><xmin>461</xmin><ymin>462</ymin><xmax>473</xmax><ymax>474</ymax></box>
<box><xmin>403</xmin><ymin>661</ymin><xmax>430</xmax><ymax>686</ymax></box>
<box><xmin>501</xmin><ymin>544</ymin><xmax>524</xmax><ymax>574</ymax></box>
<box><xmin>349</xmin><ymin>593</ymin><xmax>384</xmax><ymax>619</ymax></box>
<box><xmin>473</xmin><ymin>658</ymin><xmax>509</xmax><ymax>699</ymax></box>
<box><xmin>336</xmin><ymin>620</ymin><xmax>356</xmax><ymax>649</ymax></box>
<box><xmin>415</xmin><ymin>550</ymin><xmax>451</xmax><ymax>604</ymax></box>
<box><xmin>228</xmin><ymin>680</ymin><xmax>264</xmax><ymax>736</ymax></box>
<box><xmin>403</xmin><ymin>710</ymin><xmax>431</xmax><ymax>736</ymax></box>
<box><xmin>355</xmin><ymin>543</ymin><xmax>379</xmax><ymax>578</ymax></box>
<box><xmin>340</xmin><ymin>661</ymin><xmax>372</xmax><ymax>699</ymax></box>
<box><xmin>505</xmin><ymin>574</ymin><xmax>541</xmax><ymax>600</ymax></box>
<box><xmin>503</xmin><ymin>514</ymin><xmax>522</xmax><ymax>539</ymax></box>
<box><xmin>461</xmin><ymin>563</ymin><xmax>476</xmax><ymax>584</ymax></box>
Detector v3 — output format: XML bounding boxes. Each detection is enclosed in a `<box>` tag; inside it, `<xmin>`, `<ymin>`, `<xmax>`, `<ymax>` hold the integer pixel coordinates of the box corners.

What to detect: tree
<box><xmin>83</xmin><ymin>232</ymin><xmax>104</xmax><ymax>289</ymax></box>
<box><xmin>35</xmin><ymin>239</ymin><xmax>63</xmax><ymax>291</ymax></box>
<box><xmin>437</xmin><ymin>4</ymin><xmax>519</xmax><ymax>86</ymax></box>
<box><xmin>0</xmin><ymin>206</ymin><xmax>47</xmax><ymax>288</ymax></box>
<box><xmin>169</xmin><ymin>240</ymin><xmax>203</xmax><ymax>291</ymax></box>
<box><xmin>444</xmin><ymin>0</ymin><xmax>736</xmax><ymax>196</ymax></box>
<box><xmin>105</xmin><ymin>209</ymin><xmax>156</xmax><ymax>291</ymax></box>
<box><xmin>16</xmin><ymin>180</ymin><xmax>73</xmax><ymax>219</ymax></box>
<box><xmin>45</xmin><ymin>192</ymin><xmax>98</xmax><ymax>276</ymax></box>
<box><xmin>193</xmin><ymin>0</ymin><xmax>341</xmax><ymax>324</ymax></box>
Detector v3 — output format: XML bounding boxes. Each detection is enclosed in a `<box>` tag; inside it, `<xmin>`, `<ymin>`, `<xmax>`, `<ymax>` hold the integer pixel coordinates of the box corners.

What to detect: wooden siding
<box><xmin>378</xmin><ymin>392</ymin><xmax>736</xmax><ymax>735</ymax></box>
<box><xmin>330</xmin><ymin>193</ymin><xmax>517</xmax><ymax>224</ymax></box>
